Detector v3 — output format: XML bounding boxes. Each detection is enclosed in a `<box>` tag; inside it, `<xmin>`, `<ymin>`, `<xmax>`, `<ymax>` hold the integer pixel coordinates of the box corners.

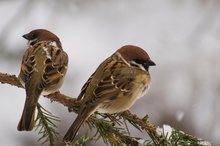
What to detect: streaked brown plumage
<box><xmin>17</xmin><ymin>29</ymin><xmax>68</xmax><ymax>131</ymax></box>
<box><xmin>63</xmin><ymin>45</ymin><xmax>155</xmax><ymax>143</ymax></box>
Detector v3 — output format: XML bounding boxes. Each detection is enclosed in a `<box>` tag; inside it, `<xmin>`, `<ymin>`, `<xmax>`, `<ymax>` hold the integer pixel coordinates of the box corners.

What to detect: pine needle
<box><xmin>35</xmin><ymin>103</ymin><xmax>61</xmax><ymax>146</ymax></box>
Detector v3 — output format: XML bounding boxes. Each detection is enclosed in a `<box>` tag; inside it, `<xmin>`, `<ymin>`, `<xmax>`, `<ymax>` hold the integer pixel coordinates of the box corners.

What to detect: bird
<box><xmin>17</xmin><ymin>29</ymin><xmax>68</xmax><ymax>131</ymax></box>
<box><xmin>63</xmin><ymin>45</ymin><xmax>155</xmax><ymax>143</ymax></box>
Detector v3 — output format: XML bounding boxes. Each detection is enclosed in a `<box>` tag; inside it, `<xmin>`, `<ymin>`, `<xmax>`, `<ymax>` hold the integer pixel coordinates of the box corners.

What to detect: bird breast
<box><xmin>97</xmin><ymin>74</ymin><xmax>151</xmax><ymax>114</ymax></box>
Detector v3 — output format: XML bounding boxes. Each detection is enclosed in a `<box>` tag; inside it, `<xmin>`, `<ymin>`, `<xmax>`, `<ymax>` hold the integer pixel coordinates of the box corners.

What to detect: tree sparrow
<box><xmin>17</xmin><ymin>29</ymin><xmax>68</xmax><ymax>131</ymax></box>
<box><xmin>63</xmin><ymin>45</ymin><xmax>155</xmax><ymax>143</ymax></box>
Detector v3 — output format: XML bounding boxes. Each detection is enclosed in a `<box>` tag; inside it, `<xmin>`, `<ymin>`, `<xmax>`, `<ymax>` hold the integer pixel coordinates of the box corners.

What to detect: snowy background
<box><xmin>0</xmin><ymin>0</ymin><xmax>220</xmax><ymax>145</ymax></box>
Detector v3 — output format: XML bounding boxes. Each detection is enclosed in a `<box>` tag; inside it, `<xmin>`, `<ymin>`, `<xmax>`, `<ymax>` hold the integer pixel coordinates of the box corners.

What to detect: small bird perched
<box><xmin>63</xmin><ymin>45</ymin><xmax>155</xmax><ymax>143</ymax></box>
<box><xmin>17</xmin><ymin>29</ymin><xmax>68</xmax><ymax>131</ymax></box>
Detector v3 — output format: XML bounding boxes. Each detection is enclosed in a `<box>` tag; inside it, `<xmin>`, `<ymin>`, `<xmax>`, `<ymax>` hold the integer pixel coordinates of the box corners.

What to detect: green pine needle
<box><xmin>35</xmin><ymin>103</ymin><xmax>61</xmax><ymax>146</ymax></box>
<box><xmin>72</xmin><ymin>132</ymin><xmax>96</xmax><ymax>146</ymax></box>
<box><xmin>83</xmin><ymin>113</ymin><xmax>140</xmax><ymax>146</ymax></box>
<box><xmin>153</xmin><ymin>125</ymin><xmax>213</xmax><ymax>146</ymax></box>
<box><xmin>70</xmin><ymin>112</ymin><xmax>213</xmax><ymax>146</ymax></box>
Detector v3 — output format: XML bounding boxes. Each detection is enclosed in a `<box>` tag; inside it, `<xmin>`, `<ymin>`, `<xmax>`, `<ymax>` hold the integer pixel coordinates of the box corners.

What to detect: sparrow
<box><xmin>63</xmin><ymin>45</ymin><xmax>155</xmax><ymax>143</ymax></box>
<box><xmin>17</xmin><ymin>29</ymin><xmax>68</xmax><ymax>131</ymax></box>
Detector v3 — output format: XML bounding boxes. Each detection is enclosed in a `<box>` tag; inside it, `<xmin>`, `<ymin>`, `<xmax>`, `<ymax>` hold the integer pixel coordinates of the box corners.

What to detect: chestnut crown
<box><xmin>117</xmin><ymin>45</ymin><xmax>156</xmax><ymax>71</ymax></box>
<box><xmin>22</xmin><ymin>29</ymin><xmax>61</xmax><ymax>48</ymax></box>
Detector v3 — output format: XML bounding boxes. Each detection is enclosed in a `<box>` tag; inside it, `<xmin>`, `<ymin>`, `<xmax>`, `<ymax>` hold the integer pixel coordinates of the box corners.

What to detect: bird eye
<box><xmin>31</xmin><ymin>34</ymin><xmax>37</xmax><ymax>39</ymax></box>
<box><xmin>134</xmin><ymin>59</ymin><xmax>142</xmax><ymax>64</ymax></box>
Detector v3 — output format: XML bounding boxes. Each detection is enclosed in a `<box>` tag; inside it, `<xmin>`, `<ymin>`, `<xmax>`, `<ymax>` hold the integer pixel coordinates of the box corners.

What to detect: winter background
<box><xmin>0</xmin><ymin>0</ymin><xmax>219</xmax><ymax>145</ymax></box>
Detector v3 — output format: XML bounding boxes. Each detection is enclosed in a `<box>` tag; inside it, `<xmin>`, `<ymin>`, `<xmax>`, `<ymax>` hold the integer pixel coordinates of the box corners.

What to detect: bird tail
<box><xmin>17</xmin><ymin>97</ymin><xmax>38</xmax><ymax>131</ymax></box>
<box><xmin>63</xmin><ymin>107</ymin><xmax>95</xmax><ymax>143</ymax></box>
<box><xmin>17</xmin><ymin>84</ymin><xmax>41</xmax><ymax>131</ymax></box>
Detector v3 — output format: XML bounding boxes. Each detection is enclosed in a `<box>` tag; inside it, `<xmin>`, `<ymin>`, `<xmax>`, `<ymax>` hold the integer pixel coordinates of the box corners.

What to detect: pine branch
<box><xmin>0</xmin><ymin>72</ymin><xmax>157</xmax><ymax>145</ymax></box>
<box><xmin>35</xmin><ymin>103</ymin><xmax>60</xmax><ymax>146</ymax></box>
<box><xmin>86</xmin><ymin>114</ymin><xmax>140</xmax><ymax>146</ymax></box>
<box><xmin>71</xmin><ymin>132</ymin><xmax>95</xmax><ymax>146</ymax></box>
<box><xmin>154</xmin><ymin>125</ymin><xmax>213</xmax><ymax>146</ymax></box>
<box><xmin>0</xmin><ymin>72</ymin><xmax>213</xmax><ymax>146</ymax></box>
<box><xmin>0</xmin><ymin>72</ymin><xmax>23</xmax><ymax>88</ymax></box>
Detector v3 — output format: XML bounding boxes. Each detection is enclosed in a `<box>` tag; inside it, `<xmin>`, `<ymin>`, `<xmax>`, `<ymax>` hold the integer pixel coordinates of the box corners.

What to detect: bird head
<box><xmin>117</xmin><ymin>45</ymin><xmax>156</xmax><ymax>72</ymax></box>
<box><xmin>22</xmin><ymin>29</ymin><xmax>61</xmax><ymax>48</ymax></box>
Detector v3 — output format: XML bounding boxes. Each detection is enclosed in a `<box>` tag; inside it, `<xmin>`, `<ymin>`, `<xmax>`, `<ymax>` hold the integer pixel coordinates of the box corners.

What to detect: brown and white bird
<box><xmin>63</xmin><ymin>45</ymin><xmax>155</xmax><ymax>143</ymax></box>
<box><xmin>17</xmin><ymin>29</ymin><xmax>68</xmax><ymax>131</ymax></box>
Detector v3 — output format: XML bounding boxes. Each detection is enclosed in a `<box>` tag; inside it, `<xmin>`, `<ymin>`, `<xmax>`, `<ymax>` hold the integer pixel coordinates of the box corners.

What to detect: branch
<box><xmin>0</xmin><ymin>72</ymin><xmax>157</xmax><ymax>145</ymax></box>
<box><xmin>0</xmin><ymin>72</ymin><xmax>156</xmax><ymax>130</ymax></box>
<box><xmin>0</xmin><ymin>72</ymin><xmax>23</xmax><ymax>88</ymax></box>
<box><xmin>1</xmin><ymin>72</ymin><xmax>213</xmax><ymax>146</ymax></box>
<box><xmin>35</xmin><ymin>103</ymin><xmax>60</xmax><ymax>146</ymax></box>
<box><xmin>0</xmin><ymin>72</ymin><xmax>81</xmax><ymax>113</ymax></box>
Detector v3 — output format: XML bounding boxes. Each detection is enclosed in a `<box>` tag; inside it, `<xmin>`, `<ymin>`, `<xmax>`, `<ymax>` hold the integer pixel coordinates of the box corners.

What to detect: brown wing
<box><xmin>77</xmin><ymin>72</ymin><xmax>95</xmax><ymax>100</ymax></box>
<box><xmin>39</xmin><ymin>42</ymin><xmax>68</xmax><ymax>90</ymax></box>
<box><xmin>19</xmin><ymin>41</ymin><xmax>68</xmax><ymax>90</ymax></box>
<box><xmin>19</xmin><ymin>43</ymin><xmax>41</xmax><ymax>84</ymax></box>
<box><xmin>84</xmin><ymin>57</ymin><xmax>135</xmax><ymax>105</ymax></box>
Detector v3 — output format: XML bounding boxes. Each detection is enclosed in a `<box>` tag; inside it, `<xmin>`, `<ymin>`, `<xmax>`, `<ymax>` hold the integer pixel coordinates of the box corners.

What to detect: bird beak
<box><xmin>22</xmin><ymin>34</ymin><xmax>29</xmax><ymax>40</ymax></box>
<box><xmin>148</xmin><ymin>60</ymin><xmax>156</xmax><ymax>66</ymax></box>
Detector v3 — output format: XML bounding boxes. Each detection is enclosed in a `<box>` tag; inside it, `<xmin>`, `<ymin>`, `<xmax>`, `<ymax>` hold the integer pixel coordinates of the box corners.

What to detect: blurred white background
<box><xmin>0</xmin><ymin>0</ymin><xmax>219</xmax><ymax>145</ymax></box>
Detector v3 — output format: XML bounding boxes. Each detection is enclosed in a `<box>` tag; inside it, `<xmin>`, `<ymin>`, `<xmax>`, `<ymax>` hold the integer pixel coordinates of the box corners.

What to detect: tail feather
<box><xmin>17</xmin><ymin>86</ymin><xmax>41</xmax><ymax>131</ymax></box>
<box><xmin>63</xmin><ymin>107</ymin><xmax>95</xmax><ymax>143</ymax></box>
<box><xmin>63</xmin><ymin>115</ymin><xmax>85</xmax><ymax>143</ymax></box>
<box><xmin>17</xmin><ymin>99</ymin><xmax>37</xmax><ymax>131</ymax></box>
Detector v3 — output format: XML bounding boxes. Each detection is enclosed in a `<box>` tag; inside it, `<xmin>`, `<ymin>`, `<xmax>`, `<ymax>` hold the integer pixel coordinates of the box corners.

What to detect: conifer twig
<box><xmin>0</xmin><ymin>72</ymin><xmax>213</xmax><ymax>146</ymax></box>
<box><xmin>35</xmin><ymin>103</ymin><xmax>60</xmax><ymax>146</ymax></box>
